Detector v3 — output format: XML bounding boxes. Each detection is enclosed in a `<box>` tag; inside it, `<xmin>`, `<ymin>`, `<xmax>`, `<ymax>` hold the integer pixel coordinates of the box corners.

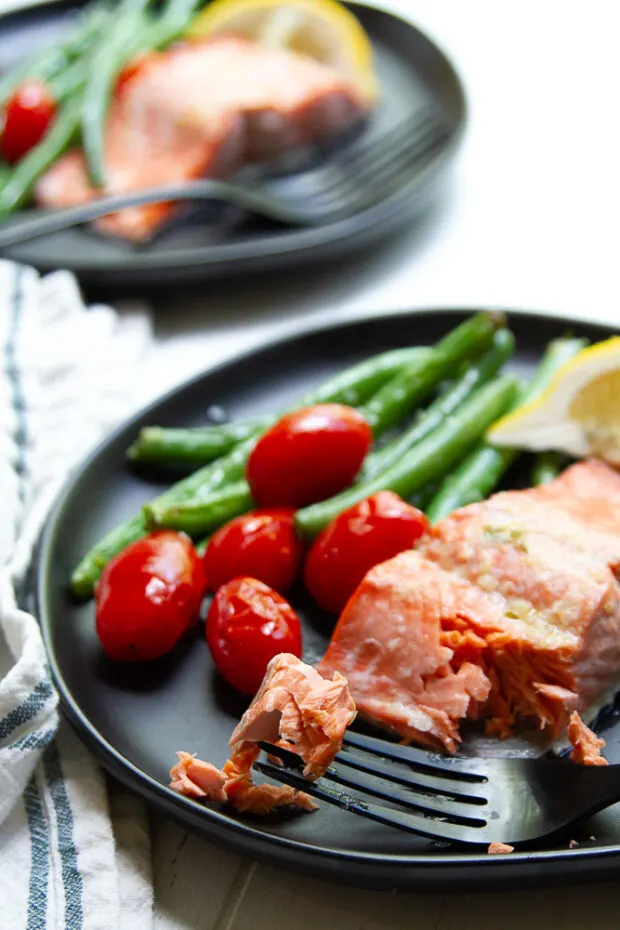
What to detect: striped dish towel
<box><xmin>0</xmin><ymin>261</ymin><xmax>154</xmax><ymax>929</ymax></box>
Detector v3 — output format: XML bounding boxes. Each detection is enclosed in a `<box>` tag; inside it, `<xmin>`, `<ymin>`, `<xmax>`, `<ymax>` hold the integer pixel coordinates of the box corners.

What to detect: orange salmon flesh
<box><xmin>320</xmin><ymin>460</ymin><xmax>620</xmax><ymax>750</ymax></box>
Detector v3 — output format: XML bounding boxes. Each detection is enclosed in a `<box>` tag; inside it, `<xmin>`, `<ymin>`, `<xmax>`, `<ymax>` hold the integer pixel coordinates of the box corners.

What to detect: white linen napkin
<box><xmin>0</xmin><ymin>260</ymin><xmax>154</xmax><ymax>929</ymax></box>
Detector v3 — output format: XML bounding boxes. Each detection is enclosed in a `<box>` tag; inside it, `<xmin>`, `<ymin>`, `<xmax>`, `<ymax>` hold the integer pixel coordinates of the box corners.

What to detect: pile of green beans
<box><xmin>71</xmin><ymin>312</ymin><xmax>500</xmax><ymax>595</ymax></box>
<box><xmin>425</xmin><ymin>337</ymin><xmax>587</xmax><ymax>523</ymax></box>
<box><xmin>0</xmin><ymin>0</ymin><xmax>202</xmax><ymax>214</ymax></box>
<box><xmin>70</xmin><ymin>313</ymin><xmax>586</xmax><ymax>599</ymax></box>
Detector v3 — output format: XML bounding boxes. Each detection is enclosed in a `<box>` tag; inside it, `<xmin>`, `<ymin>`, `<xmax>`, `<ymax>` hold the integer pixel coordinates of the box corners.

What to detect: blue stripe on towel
<box><xmin>24</xmin><ymin>774</ymin><xmax>49</xmax><ymax>930</ymax></box>
<box><xmin>12</xmin><ymin>728</ymin><xmax>56</xmax><ymax>752</ymax></box>
<box><xmin>0</xmin><ymin>681</ymin><xmax>55</xmax><ymax>743</ymax></box>
<box><xmin>4</xmin><ymin>263</ymin><xmax>27</xmax><ymax>487</ymax></box>
<box><xmin>43</xmin><ymin>741</ymin><xmax>84</xmax><ymax>929</ymax></box>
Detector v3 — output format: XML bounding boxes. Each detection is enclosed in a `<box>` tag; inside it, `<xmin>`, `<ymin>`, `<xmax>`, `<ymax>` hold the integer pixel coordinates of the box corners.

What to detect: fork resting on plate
<box><xmin>0</xmin><ymin>109</ymin><xmax>451</xmax><ymax>249</ymax></box>
<box><xmin>254</xmin><ymin>730</ymin><xmax>619</xmax><ymax>848</ymax></box>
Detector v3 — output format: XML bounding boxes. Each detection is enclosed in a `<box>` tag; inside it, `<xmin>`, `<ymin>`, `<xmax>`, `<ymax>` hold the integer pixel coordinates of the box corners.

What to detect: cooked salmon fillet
<box><xmin>421</xmin><ymin>460</ymin><xmax>620</xmax><ymax>738</ymax></box>
<box><xmin>36</xmin><ymin>36</ymin><xmax>370</xmax><ymax>240</ymax></box>
<box><xmin>169</xmin><ymin>653</ymin><xmax>356</xmax><ymax>813</ymax></box>
<box><xmin>567</xmin><ymin>711</ymin><xmax>608</xmax><ymax>765</ymax></box>
<box><xmin>317</xmin><ymin>551</ymin><xmax>493</xmax><ymax>752</ymax></box>
<box><xmin>453</xmin><ymin>459</ymin><xmax>620</xmax><ymax>578</ymax></box>
<box><xmin>317</xmin><ymin>460</ymin><xmax>620</xmax><ymax>751</ymax></box>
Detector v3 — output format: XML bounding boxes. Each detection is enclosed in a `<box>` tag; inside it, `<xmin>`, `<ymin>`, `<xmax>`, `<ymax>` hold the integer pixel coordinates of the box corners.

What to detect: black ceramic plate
<box><xmin>36</xmin><ymin>309</ymin><xmax>620</xmax><ymax>893</ymax></box>
<box><xmin>0</xmin><ymin>1</ymin><xmax>466</xmax><ymax>288</ymax></box>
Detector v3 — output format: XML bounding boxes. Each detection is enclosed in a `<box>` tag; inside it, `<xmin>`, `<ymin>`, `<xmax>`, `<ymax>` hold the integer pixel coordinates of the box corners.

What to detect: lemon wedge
<box><xmin>487</xmin><ymin>337</ymin><xmax>620</xmax><ymax>464</ymax></box>
<box><xmin>187</xmin><ymin>0</ymin><xmax>378</xmax><ymax>103</ymax></box>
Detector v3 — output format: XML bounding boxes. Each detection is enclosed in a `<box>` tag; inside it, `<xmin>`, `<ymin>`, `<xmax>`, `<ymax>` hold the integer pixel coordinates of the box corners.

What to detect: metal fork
<box><xmin>254</xmin><ymin>730</ymin><xmax>620</xmax><ymax>847</ymax></box>
<box><xmin>0</xmin><ymin>109</ymin><xmax>451</xmax><ymax>248</ymax></box>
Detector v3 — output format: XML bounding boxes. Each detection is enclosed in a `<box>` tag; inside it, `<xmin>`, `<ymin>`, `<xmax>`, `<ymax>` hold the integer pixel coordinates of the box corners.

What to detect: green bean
<box><xmin>299</xmin><ymin>346</ymin><xmax>431</xmax><ymax>407</ymax></box>
<box><xmin>294</xmin><ymin>375</ymin><xmax>519</xmax><ymax>540</ymax></box>
<box><xmin>127</xmin><ymin>418</ymin><xmax>271</xmax><ymax>467</ymax></box>
<box><xmin>195</xmin><ymin>537</ymin><xmax>210</xmax><ymax>558</ymax></box>
<box><xmin>359</xmin><ymin>329</ymin><xmax>515</xmax><ymax>482</ymax></box>
<box><xmin>522</xmin><ymin>337</ymin><xmax>588</xmax><ymax>399</ymax></box>
<box><xmin>359</xmin><ymin>312</ymin><xmax>503</xmax><ymax>436</ymax></box>
<box><xmin>81</xmin><ymin>0</ymin><xmax>153</xmax><ymax>189</ymax></box>
<box><xmin>82</xmin><ymin>0</ymin><xmax>201</xmax><ymax>188</ymax></box>
<box><xmin>0</xmin><ymin>2</ymin><xmax>109</xmax><ymax>103</ymax></box>
<box><xmin>146</xmin><ymin>481</ymin><xmax>253</xmax><ymax>537</ymax></box>
<box><xmin>0</xmin><ymin>98</ymin><xmax>83</xmax><ymax>216</ymax></box>
<box><xmin>140</xmin><ymin>0</ymin><xmax>202</xmax><ymax>49</ymax></box>
<box><xmin>127</xmin><ymin>347</ymin><xmax>430</xmax><ymax>469</ymax></box>
<box><xmin>531</xmin><ymin>451</ymin><xmax>564</xmax><ymax>486</ymax></box>
<box><xmin>49</xmin><ymin>59</ymin><xmax>90</xmax><ymax>103</ymax></box>
<box><xmin>71</xmin><ymin>435</ymin><xmax>256</xmax><ymax>598</ymax></box>
<box><xmin>425</xmin><ymin>337</ymin><xmax>588</xmax><ymax>523</ymax></box>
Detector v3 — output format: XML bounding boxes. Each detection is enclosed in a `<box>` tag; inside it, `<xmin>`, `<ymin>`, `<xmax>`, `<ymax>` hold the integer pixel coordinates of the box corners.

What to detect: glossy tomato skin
<box><xmin>96</xmin><ymin>531</ymin><xmax>206</xmax><ymax>662</ymax></box>
<box><xmin>0</xmin><ymin>80</ymin><xmax>56</xmax><ymax>163</ymax></box>
<box><xmin>304</xmin><ymin>491</ymin><xmax>430</xmax><ymax>615</ymax></box>
<box><xmin>206</xmin><ymin>577</ymin><xmax>302</xmax><ymax>695</ymax></box>
<box><xmin>203</xmin><ymin>508</ymin><xmax>303</xmax><ymax>594</ymax></box>
<box><xmin>247</xmin><ymin>404</ymin><xmax>372</xmax><ymax>508</ymax></box>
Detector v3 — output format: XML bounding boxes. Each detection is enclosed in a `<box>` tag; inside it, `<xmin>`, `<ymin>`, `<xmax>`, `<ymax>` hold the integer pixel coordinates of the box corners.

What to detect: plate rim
<box><xmin>0</xmin><ymin>0</ymin><xmax>467</xmax><ymax>277</ymax></box>
<box><xmin>35</xmin><ymin>305</ymin><xmax>620</xmax><ymax>889</ymax></box>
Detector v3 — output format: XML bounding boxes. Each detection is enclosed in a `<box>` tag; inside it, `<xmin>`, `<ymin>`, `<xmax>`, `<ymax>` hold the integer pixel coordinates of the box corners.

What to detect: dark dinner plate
<box><xmin>36</xmin><ymin>308</ymin><xmax>620</xmax><ymax>893</ymax></box>
<box><xmin>0</xmin><ymin>0</ymin><xmax>466</xmax><ymax>288</ymax></box>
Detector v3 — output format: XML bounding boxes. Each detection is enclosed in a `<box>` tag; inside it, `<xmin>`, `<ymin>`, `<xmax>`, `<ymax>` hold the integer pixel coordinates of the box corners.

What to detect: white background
<box><xmin>137</xmin><ymin>0</ymin><xmax>620</xmax><ymax>410</ymax></box>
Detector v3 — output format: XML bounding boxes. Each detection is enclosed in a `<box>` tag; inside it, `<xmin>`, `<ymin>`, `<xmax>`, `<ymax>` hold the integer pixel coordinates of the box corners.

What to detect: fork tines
<box><xmin>253</xmin><ymin>733</ymin><xmax>492</xmax><ymax>845</ymax></box>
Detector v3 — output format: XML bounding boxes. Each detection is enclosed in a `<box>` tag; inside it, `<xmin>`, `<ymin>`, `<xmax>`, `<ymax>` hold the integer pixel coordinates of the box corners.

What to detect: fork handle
<box><xmin>0</xmin><ymin>179</ymin><xmax>305</xmax><ymax>248</ymax></box>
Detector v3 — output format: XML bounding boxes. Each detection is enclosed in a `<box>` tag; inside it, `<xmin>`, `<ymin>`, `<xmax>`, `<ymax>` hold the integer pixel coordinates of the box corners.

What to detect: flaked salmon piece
<box><xmin>169</xmin><ymin>752</ymin><xmax>228</xmax><ymax>801</ymax></box>
<box><xmin>487</xmin><ymin>842</ymin><xmax>514</xmax><ymax>854</ymax></box>
<box><xmin>169</xmin><ymin>653</ymin><xmax>355</xmax><ymax>814</ymax></box>
<box><xmin>230</xmin><ymin>652</ymin><xmax>357</xmax><ymax>778</ymax></box>
<box><xmin>169</xmin><ymin>751</ymin><xmax>316</xmax><ymax>811</ymax></box>
<box><xmin>36</xmin><ymin>36</ymin><xmax>369</xmax><ymax>240</ymax></box>
<box><xmin>420</xmin><ymin>464</ymin><xmax>620</xmax><ymax>738</ymax></box>
<box><xmin>219</xmin><ymin>759</ymin><xmax>317</xmax><ymax>813</ymax></box>
<box><xmin>317</xmin><ymin>551</ymin><xmax>493</xmax><ymax>752</ymax></box>
<box><xmin>567</xmin><ymin>711</ymin><xmax>608</xmax><ymax>765</ymax></box>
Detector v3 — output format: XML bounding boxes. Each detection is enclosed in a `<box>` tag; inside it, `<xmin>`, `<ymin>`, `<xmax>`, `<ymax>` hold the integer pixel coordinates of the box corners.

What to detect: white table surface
<box><xmin>5</xmin><ymin>0</ymin><xmax>620</xmax><ymax>924</ymax></box>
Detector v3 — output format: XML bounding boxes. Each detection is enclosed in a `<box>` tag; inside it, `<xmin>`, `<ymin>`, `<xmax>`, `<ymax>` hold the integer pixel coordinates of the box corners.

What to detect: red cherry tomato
<box><xmin>0</xmin><ymin>80</ymin><xmax>56</xmax><ymax>164</ymax></box>
<box><xmin>96</xmin><ymin>531</ymin><xmax>205</xmax><ymax>662</ymax></box>
<box><xmin>206</xmin><ymin>577</ymin><xmax>302</xmax><ymax>694</ymax></box>
<box><xmin>203</xmin><ymin>508</ymin><xmax>303</xmax><ymax>594</ymax></box>
<box><xmin>304</xmin><ymin>491</ymin><xmax>430</xmax><ymax>614</ymax></box>
<box><xmin>247</xmin><ymin>404</ymin><xmax>372</xmax><ymax>508</ymax></box>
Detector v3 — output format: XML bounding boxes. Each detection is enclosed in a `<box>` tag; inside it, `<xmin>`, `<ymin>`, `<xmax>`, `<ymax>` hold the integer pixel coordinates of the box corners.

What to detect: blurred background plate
<box><xmin>0</xmin><ymin>0</ymin><xmax>466</xmax><ymax>288</ymax></box>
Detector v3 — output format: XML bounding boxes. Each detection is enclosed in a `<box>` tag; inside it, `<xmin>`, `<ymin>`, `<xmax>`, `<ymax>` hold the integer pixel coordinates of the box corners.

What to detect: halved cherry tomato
<box><xmin>206</xmin><ymin>577</ymin><xmax>302</xmax><ymax>694</ymax></box>
<box><xmin>203</xmin><ymin>508</ymin><xmax>303</xmax><ymax>594</ymax></box>
<box><xmin>247</xmin><ymin>404</ymin><xmax>372</xmax><ymax>508</ymax></box>
<box><xmin>95</xmin><ymin>531</ymin><xmax>205</xmax><ymax>662</ymax></box>
<box><xmin>304</xmin><ymin>491</ymin><xmax>430</xmax><ymax>614</ymax></box>
<box><xmin>0</xmin><ymin>80</ymin><xmax>56</xmax><ymax>164</ymax></box>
